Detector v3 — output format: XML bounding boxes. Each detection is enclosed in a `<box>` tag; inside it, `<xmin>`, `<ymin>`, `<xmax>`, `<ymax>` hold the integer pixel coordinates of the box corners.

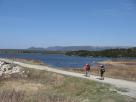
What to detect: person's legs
<box><xmin>87</xmin><ymin>71</ymin><xmax>90</xmax><ymax>77</ymax></box>
<box><xmin>101</xmin><ymin>72</ymin><xmax>104</xmax><ymax>80</ymax></box>
<box><xmin>85</xmin><ymin>71</ymin><xmax>87</xmax><ymax>77</ymax></box>
<box><xmin>100</xmin><ymin>71</ymin><xmax>103</xmax><ymax>80</ymax></box>
<box><xmin>85</xmin><ymin>71</ymin><xmax>90</xmax><ymax>77</ymax></box>
<box><xmin>102</xmin><ymin>72</ymin><xmax>105</xmax><ymax>80</ymax></box>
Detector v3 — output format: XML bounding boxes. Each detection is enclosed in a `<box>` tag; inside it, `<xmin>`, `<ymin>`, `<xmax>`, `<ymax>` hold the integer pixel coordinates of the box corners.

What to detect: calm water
<box><xmin>0</xmin><ymin>54</ymin><xmax>109</xmax><ymax>68</ymax></box>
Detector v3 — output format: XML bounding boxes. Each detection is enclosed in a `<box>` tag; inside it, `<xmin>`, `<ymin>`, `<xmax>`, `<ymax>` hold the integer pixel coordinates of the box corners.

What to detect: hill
<box><xmin>28</xmin><ymin>47</ymin><xmax>45</xmax><ymax>51</ymax></box>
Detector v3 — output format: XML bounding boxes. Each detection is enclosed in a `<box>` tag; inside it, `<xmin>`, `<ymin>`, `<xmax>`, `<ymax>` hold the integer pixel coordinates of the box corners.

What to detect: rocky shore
<box><xmin>0</xmin><ymin>61</ymin><xmax>21</xmax><ymax>77</ymax></box>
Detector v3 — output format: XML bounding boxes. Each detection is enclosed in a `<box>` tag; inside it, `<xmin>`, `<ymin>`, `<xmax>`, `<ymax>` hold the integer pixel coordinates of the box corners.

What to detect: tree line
<box><xmin>0</xmin><ymin>49</ymin><xmax>43</xmax><ymax>54</ymax></box>
<box><xmin>65</xmin><ymin>48</ymin><xmax>136</xmax><ymax>57</ymax></box>
<box><xmin>0</xmin><ymin>49</ymin><xmax>65</xmax><ymax>54</ymax></box>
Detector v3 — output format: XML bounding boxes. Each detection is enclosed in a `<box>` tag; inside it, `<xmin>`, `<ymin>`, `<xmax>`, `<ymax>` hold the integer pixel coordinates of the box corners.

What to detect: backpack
<box><xmin>101</xmin><ymin>68</ymin><xmax>105</xmax><ymax>72</ymax></box>
<box><xmin>86</xmin><ymin>65</ymin><xmax>90</xmax><ymax>71</ymax></box>
<box><xmin>100</xmin><ymin>65</ymin><xmax>105</xmax><ymax>72</ymax></box>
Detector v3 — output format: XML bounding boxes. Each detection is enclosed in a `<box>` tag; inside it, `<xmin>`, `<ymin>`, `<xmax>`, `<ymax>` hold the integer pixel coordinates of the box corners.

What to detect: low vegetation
<box><xmin>0</xmin><ymin>66</ymin><xmax>135</xmax><ymax>102</ymax></box>
<box><xmin>99</xmin><ymin>60</ymin><xmax>136</xmax><ymax>81</ymax></box>
<box><xmin>9</xmin><ymin>58</ymin><xmax>45</xmax><ymax>65</ymax></box>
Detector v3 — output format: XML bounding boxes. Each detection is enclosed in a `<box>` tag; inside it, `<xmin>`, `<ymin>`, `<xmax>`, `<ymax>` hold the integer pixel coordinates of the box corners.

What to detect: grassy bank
<box><xmin>8</xmin><ymin>58</ymin><xmax>45</xmax><ymax>65</ymax></box>
<box><xmin>0</xmin><ymin>66</ymin><xmax>135</xmax><ymax>102</ymax></box>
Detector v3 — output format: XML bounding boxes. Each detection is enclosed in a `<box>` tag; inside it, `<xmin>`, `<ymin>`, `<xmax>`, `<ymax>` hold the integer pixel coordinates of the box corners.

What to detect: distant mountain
<box><xmin>28</xmin><ymin>47</ymin><xmax>45</xmax><ymax>51</ymax></box>
<box><xmin>45</xmin><ymin>46</ymin><xmax>130</xmax><ymax>51</ymax></box>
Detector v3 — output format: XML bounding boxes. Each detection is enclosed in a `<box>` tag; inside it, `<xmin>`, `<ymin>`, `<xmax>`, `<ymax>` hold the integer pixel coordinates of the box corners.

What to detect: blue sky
<box><xmin>0</xmin><ymin>0</ymin><xmax>136</xmax><ymax>49</ymax></box>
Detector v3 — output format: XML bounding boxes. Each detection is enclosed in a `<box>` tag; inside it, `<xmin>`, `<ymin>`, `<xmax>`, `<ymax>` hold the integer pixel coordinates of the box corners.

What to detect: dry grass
<box><xmin>0</xmin><ymin>68</ymin><xmax>79</xmax><ymax>102</ymax></box>
<box><xmin>0</xmin><ymin>89</ymin><xmax>25</xmax><ymax>102</ymax></box>
<box><xmin>0</xmin><ymin>66</ymin><xmax>135</xmax><ymax>102</ymax></box>
<box><xmin>99</xmin><ymin>60</ymin><xmax>136</xmax><ymax>81</ymax></box>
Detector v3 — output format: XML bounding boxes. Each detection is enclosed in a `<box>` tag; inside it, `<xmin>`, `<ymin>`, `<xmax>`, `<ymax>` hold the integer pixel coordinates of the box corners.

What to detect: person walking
<box><xmin>100</xmin><ymin>64</ymin><xmax>105</xmax><ymax>80</ymax></box>
<box><xmin>83</xmin><ymin>64</ymin><xmax>90</xmax><ymax>77</ymax></box>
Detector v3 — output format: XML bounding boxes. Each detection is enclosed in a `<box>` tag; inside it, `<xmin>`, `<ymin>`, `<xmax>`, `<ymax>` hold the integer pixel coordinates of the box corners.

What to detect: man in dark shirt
<box><xmin>100</xmin><ymin>65</ymin><xmax>105</xmax><ymax>80</ymax></box>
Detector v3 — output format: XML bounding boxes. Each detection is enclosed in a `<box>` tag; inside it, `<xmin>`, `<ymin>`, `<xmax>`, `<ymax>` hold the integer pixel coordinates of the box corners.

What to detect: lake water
<box><xmin>0</xmin><ymin>54</ymin><xmax>109</xmax><ymax>69</ymax></box>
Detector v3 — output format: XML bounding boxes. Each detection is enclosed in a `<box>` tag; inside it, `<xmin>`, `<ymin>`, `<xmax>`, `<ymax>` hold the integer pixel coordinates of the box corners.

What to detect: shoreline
<box><xmin>1</xmin><ymin>58</ymin><xmax>136</xmax><ymax>81</ymax></box>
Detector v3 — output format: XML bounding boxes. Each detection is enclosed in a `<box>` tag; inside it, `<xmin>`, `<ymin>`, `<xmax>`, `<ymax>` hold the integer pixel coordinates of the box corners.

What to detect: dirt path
<box><xmin>1</xmin><ymin>58</ymin><xmax>136</xmax><ymax>98</ymax></box>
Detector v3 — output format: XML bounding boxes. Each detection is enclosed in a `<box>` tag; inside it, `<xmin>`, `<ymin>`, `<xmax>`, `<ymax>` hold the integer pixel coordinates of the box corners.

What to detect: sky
<box><xmin>0</xmin><ymin>0</ymin><xmax>136</xmax><ymax>49</ymax></box>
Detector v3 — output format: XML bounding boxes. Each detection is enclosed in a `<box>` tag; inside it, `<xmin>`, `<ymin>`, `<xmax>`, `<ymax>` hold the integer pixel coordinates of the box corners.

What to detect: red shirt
<box><xmin>83</xmin><ymin>64</ymin><xmax>90</xmax><ymax>71</ymax></box>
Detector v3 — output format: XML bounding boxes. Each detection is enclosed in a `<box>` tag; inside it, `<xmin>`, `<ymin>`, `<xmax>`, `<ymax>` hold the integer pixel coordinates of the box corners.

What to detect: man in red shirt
<box><xmin>83</xmin><ymin>64</ymin><xmax>90</xmax><ymax>77</ymax></box>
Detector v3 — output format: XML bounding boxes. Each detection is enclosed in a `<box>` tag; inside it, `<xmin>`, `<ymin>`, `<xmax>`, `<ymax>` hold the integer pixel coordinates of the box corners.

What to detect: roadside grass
<box><xmin>0</xmin><ymin>67</ymin><xmax>135</xmax><ymax>102</ymax></box>
<box><xmin>99</xmin><ymin>61</ymin><xmax>136</xmax><ymax>81</ymax></box>
<box><xmin>101</xmin><ymin>65</ymin><xmax>136</xmax><ymax>81</ymax></box>
<box><xmin>115</xmin><ymin>87</ymin><xmax>129</xmax><ymax>93</ymax></box>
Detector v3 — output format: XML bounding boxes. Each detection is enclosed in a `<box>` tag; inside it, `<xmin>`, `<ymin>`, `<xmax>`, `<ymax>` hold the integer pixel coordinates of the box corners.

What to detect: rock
<box><xmin>12</xmin><ymin>66</ymin><xmax>20</xmax><ymax>73</ymax></box>
<box><xmin>0</xmin><ymin>61</ymin><xmax>5</xmax><ymax>67</ymax></box>
<box><xmin>1</xmin><ymin>64</ymin><xmax>12</xmax><ymax>72</ymax></box>
<box><xmin>0</xmin><ymin>61</ymin><xmax>21</xmax><ymax>77</ymax></box>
